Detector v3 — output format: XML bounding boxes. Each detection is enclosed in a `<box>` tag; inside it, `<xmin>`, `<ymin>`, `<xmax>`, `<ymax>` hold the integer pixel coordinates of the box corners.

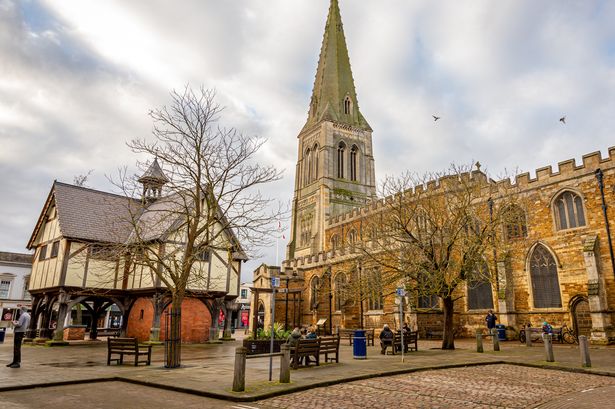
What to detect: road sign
<box><xmin>396</xmin><ymin>287</ymin><xmax>406</xmax><ymax>297</ymax></box>
<box><xmin>271</xmin><ymin>277</ymin><xmax>280</xmax><ymax>288</ymax></box>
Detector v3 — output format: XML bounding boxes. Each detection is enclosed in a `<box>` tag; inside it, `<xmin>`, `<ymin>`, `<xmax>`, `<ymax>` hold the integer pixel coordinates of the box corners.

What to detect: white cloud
<box><xmin>1</xmin><ymin>0</ymin><xmax>614</xmax><ymax>281</ymax></box>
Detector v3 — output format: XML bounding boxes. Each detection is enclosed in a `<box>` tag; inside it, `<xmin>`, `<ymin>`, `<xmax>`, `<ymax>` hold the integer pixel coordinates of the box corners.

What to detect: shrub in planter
<box><xmin>243</xmin><ymin>323</ymin><xmax>291</xmax><ymax>355</ymax></box>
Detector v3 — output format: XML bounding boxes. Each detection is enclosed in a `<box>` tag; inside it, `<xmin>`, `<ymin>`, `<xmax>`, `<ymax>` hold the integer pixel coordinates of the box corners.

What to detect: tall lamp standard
<box><xmin>323</xmin><ymin>265</ymin><xmax>333</xmax><ymax>335</ymax></box>
<box><xmin>281</xmin><ymin>266</ymin><xmax>300</xmax><ymax>331</ymax></box>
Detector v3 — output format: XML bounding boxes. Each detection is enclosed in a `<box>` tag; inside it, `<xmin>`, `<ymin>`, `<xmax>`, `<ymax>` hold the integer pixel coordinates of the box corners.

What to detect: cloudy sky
<box><xmin>1</xmin><ymin>0</ymin><xmax>615</xmax><ymax>281</ymax></box>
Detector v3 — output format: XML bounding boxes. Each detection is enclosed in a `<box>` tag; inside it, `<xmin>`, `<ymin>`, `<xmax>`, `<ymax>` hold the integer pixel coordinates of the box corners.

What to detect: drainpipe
<box><xmin>595</xmin><ymin>168</ymin><xmax>615</xmax><ymax>278</ymax></box>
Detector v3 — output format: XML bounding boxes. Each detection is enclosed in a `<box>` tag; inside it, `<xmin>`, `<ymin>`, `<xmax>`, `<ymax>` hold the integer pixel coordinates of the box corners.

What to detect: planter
<box><xmin>63</xmin><ymin>325</ymin><xmax>87</xmax><ymax>341</ymax></box>
<box><xmin>243</xmin><ymin>339</ymin><xmax>285</xmax><ymax>355</ymax></box>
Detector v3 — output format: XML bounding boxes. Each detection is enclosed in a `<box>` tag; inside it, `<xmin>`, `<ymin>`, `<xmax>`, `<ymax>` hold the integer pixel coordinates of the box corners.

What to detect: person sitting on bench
<box><xmin>380</xmin><ymin>324</ymin><xmax>394</xmax><ymax>354</ymax></box>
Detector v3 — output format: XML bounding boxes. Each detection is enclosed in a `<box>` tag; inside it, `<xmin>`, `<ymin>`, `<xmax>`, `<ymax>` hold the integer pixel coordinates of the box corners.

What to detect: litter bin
<box><xmin>496</xmin><ymin>324</ymin><xmax>506</xmax><ymax>341</ymax></box>
<box><xmin>0</xmin><ymin>328</ymin><xmax>6</xmax><ymax>343</ymax></box>
<box><xmin>353</xmin><ymin>329</ymin><xmax>367</xmax><ymax>359</ymax></box>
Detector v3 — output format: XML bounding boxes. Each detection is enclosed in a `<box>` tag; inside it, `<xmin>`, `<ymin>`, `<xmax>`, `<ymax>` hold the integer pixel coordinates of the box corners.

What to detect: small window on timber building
<box><xmin>196</xmin><ymin>250</ymin><xmax>210</xmax><ymax>262</ymax></box>
<box><xmin>50</xmin><ymin>241</ymin><xmax>60</xmax><ymax>258</ymax></box>
<box><xmin>39</xmin><ymin>245</ymin><xmax>48</xmax><ymax>261</ymax></box>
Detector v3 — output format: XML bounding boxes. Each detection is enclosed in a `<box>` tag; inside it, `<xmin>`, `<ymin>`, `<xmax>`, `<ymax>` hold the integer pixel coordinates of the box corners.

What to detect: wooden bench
<box><xmin>319</xmin><ymin>335</ymin><xmax>340</xmax><ymax>363</ymax></box>
<box><xmin>291</xmin><ymin>338</ymin><xmax>320</xmax><ymax>369</ymax></box>
<box><xmin>337</xmin><ymin>328</ymin><xmax>375</xmax><ymax>346</ymax></box>
<box><xmin>522</xmin><ymin>327</ymin><xmax>564</xmax><ymax>343</ymax></box>
<box><xmin>98</xmin><ymin>328</ymin><xmax>120</xmax><ymax>337</ymax></box>
<box><xmin>390</xmin><ymin>331</ymin><xmax>418</xmax><ymax>355</ymax></box>
<box><xmin>423</xmin><ymin>326</ymin><xmax>459</xmax><ymax>339</ymax></box>
<box><xmin>107</xmin><ymin>337</ymin><xmax>152</xmax><ymax>366</ymax></box>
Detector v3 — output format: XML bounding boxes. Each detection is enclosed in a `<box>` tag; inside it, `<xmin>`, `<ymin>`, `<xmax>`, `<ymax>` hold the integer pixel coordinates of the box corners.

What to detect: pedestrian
<box><xmin>401</xmin><ymin>323</ymin><xmax>412</xmax><ymax>353</ymax></box>
<box><xmin>8</xmin><ymin>306</ymin><xmax>30</xmax><ymax>369</ymax></box>
<box><xmin>541</xmin><ymin>321</ymin><xmax>553</xmax><ymax>335</ymax></box>
<box><xmin>286</xmin><ymin>327</ymin><xmax>302</xmax><ymax>348</ymax></box>
<box><xmin>485</xmin><ymin>310</ymin><xmax>497</xmax><ymax>335</ymax></box>
<box><xmin>379</xmin><ymin>324</ymin><xmax>394</xmax><ymax>354</ymax></box>
<box><xmin>306</xmin><ymin>326</ymin><xmax>317</xmax><ymax>339</ymax></box>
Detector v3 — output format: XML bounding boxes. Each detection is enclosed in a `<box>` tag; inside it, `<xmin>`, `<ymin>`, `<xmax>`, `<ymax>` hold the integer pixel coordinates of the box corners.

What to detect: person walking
<box><xmin>8</xmin><ymin>306</ymin><xmax>30</xmax><ymax>369</ymax></box>
<box><xmin>485</xmin><ymin>310</ymin><xmax>497</xmax><ymax>336</ymax></box>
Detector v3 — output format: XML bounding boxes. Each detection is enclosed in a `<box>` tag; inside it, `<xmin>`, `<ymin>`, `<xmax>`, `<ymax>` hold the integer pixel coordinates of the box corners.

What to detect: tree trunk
<box><xmin>441</xmin><ymin>296</ymin><xmax>455</xmax><ymax>350</ymax></box>
<box><xmin>165</xmin><ymin>295</ymin><xmax>182</xmax><ymax>368</ymax></box>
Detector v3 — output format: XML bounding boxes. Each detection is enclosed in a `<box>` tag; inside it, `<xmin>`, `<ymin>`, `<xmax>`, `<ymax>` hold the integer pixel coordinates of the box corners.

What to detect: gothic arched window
<box><xmin>347</xmin><ymin>229</ymin><xmax>357</xmax><ymax>246</ymax></box>
<box><xmin>350</xmin><ymin>145</ymin><xmax>358</xmax><ymax>181</ymax></box>
<box><xmin>344</xmin><ymin>96</ymin><xmax>352</xmax><ymax>115</ymax></box>
<box><xmin>467</xmin><ymin>262</ymin><xmax>493</xmax><ymax>310</ymax></box>
<box><xmin>303</xmin><ymin>148</ymin><xmax>311</xmax><ymax>187</ymax></box>
<box><xmin>553</xmin><ymin>190</ymin><xmax>586</xmax><ymax>230</ymax></box>
<box><xmin>334</xmin><ymin>273</ymin><xmax>348</xmax><ymax>311</ymax></box>
<box><xmin>330</xmin><ymin>234</ymin><xmax>340</xmax><ymax>252</ymax></box>
<box><xmin>529</xmin><ymin>244</ymin><xmax>562</xmax><ymax>308</ymax></box>
<box><xmin>504</xmin><ymin>204</ymin><xmax>528</xmax><ymax>241</ymax></box>
<box><xmin>313</xmin><ymin>144</ymin><xmax>319</xmax><ymax>182</ymax></box>
<box><xmin>310</xmin><ymin>276</ymin><xmax>321</xmax><ymax>310</ymax></box>
<box><xmin>337</xmin><ymin>142</ymin><xmax>346</xmax><ymax>179</ymax></box>
<box><xmin>367</xmin><ymin>268</ymin><xmax>383</xmax><ymax>310</ymax></box>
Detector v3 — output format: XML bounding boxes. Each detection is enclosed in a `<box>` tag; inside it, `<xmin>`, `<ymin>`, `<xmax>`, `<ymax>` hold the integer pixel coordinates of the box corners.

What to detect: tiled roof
<box><xmin>53</xmin><ymin>182</ymin><xmax>139</xmax><ymax>243</ymax></box>
<box><xmin>0</xmin><ymin>251</ymin><xmax>33</xmax><ymax>265</ymax></box>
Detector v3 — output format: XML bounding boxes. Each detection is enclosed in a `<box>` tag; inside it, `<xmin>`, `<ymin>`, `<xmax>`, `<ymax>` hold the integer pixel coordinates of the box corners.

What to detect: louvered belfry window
<box><xmin>467</xmin><ymin>263</ymin><xmax>494</xmax><ymax>310</ymax></box>
<box><xmin>530</xmin><ymin>244</ymin><xmax>562</xmax><ymax>308</ymax></box>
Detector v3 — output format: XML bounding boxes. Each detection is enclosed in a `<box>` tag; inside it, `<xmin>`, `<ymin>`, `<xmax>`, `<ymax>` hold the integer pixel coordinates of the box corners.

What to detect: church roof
<box><xmin>303</xmin><ymin>0</ymin><xmax>371</xmax><ymax>132</ymax></box>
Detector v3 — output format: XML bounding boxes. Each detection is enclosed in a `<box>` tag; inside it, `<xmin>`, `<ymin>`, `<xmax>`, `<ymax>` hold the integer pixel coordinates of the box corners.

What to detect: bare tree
<box><xmin>73</xmin><ymin>169</ymin><xmax>94</xmax><ymax>187</ymax></box>
<box><xmin>357</xmin><ymin>165</ymin><xmax>524</xmax><ymax>349</ymax></box>
<box><xmin>112</xmin><ymin>86</ymin><xmax>284</xmax><ymax>367</ymax></box>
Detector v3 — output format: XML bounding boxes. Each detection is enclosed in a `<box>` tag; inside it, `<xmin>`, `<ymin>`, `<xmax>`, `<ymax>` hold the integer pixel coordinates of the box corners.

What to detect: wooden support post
<box><xmin>280</xmin><ymin>344</ymin><xmax>290</xmax><ymax>383</ymax></box>
<box><xmin>525</xmin><ymin>328</ymin><xmax>532</xmax><ymax>347</ymax></box>
<box><xmin>476</xmin><ymin>331</ymin><xmax>483</xmax><ymax>353</ymax></box>
<box><xmin>544</xmin><ymin>334</ymin><xmax>554</xmax><ymax>362</ymax></box>
<box><xmin>579</xmin><ymin>335</ymin><xmax>591</xmax><ymax>368</ymax></box>
<box><xmin>232</xmin><ymin>347</ymin><xmax>247</xmax><ymax>392</ymax></box>
<box><xmin>492</xmin><ymin>328</ymin><xmax>500</xmax><ymax>352</ymax></box>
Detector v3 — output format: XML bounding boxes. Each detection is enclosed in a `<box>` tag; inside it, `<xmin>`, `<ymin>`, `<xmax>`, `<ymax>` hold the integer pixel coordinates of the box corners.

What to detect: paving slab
<box><xmin>1</xmin><ymin>335</ymin><xmax>615</xmax><ymax>402</ymax></box>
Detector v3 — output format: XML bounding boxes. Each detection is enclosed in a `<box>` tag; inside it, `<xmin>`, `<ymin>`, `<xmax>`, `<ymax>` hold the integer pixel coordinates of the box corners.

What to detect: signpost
<box><xmin>396</xmin><ymin>287</ymin><xmax>406</xmax><ymax>363</ymax></box>
<box><xmin>269</xmin><ymin>276</ymin><xmax>280</xmax><ymax>381</ymax></box>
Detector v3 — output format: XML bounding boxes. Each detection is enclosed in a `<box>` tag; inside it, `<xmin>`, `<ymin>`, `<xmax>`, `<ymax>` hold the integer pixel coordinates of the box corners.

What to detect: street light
<box><xmin>323</xmin><ymin>265</ymin><xmax>333</xmax><ymax>335</ymax></box>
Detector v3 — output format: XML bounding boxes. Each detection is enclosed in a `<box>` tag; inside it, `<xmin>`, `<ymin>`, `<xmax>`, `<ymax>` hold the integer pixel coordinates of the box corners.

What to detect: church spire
<box><xmin>303</xmin><ymin>0</ymin><xmax>371</xmax><ymax>132</ymax></box>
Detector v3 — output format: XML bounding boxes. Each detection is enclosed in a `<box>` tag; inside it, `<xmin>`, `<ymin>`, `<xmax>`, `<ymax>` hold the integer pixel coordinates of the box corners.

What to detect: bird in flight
<box><xmin>433</xmin><ymin>115</ymin><xmax>441</xmax><ymax>122</ymax></box>
<box><xmin>559</xmin><ymin>116</ymin><xmax>566</xmax><ymax>124</ymax></box>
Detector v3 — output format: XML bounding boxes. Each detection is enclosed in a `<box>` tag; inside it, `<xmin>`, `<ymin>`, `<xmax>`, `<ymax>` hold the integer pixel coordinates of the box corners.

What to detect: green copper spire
<box><xmin>303</xmin><ymin>0</ymin><xmax>371</xmax><ymax>132</ymax></box>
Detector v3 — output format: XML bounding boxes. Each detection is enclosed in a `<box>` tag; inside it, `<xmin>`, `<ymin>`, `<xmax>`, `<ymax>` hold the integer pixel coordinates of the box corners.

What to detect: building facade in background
<box><xmin>254</xmin><ymin>0</ymin><xmax>615</xmax><ymax>344</ymax></box>
<box><xmin>0</xmin><ymin>252</ymin><xmax>33</xmax><ymax>334</ymax></box>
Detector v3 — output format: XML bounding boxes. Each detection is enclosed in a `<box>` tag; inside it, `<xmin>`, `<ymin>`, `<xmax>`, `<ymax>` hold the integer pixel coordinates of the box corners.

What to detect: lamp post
<box><xmin>324</xmin><ymin>266</ymin><xmax>333</xmax><ymax>335</ymax></box>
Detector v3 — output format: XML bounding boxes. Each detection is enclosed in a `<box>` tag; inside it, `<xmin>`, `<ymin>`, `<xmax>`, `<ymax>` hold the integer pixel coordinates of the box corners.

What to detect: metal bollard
<box><xmin>492</xmin><ymin>328</ymin><xmax>500</xmax><ymax>352</ymax></box>
<box><xmin>525</xmin><ymin>329</ymin><xmax>532</xmax><ymax>347</ymax></box>
<box><xmin>476</xmin><ymin>331</ymin><xmax>483</xmax><ymax>353</ymax></box>
<box><xmin>544</xmin><ymin>334</ymin><xmax>554</xmax><ymax>362</ymax></box>
<box><xmin>280</xmin><ymin>344</ymin><xmax>291</xmax><ymax>383</ymax></box>
<box><xmin>232</xmin><ymin>347</ymin><xmax>247</xmax><ymax>392</ymax></box>
<box><xmin>579</xmin><ymin>335</ymin><xmax>591</xmax><ymax>368</ymax></box>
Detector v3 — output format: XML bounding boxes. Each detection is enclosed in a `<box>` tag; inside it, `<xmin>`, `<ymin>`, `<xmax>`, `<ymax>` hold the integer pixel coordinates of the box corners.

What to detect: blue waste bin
<box><xmin>353</xmin><ymin>330</ymin><xmax>367</xmax><ymax>359</ymax></box>
<box><xmin>496</xmin><ymin>324</ymin><xmax>506</xmax><ymax>341</ymax></box>
<box><xmin>0</xmin><ymin>328</ymin><xmax>5</xmax><ymax>343</ymax></box>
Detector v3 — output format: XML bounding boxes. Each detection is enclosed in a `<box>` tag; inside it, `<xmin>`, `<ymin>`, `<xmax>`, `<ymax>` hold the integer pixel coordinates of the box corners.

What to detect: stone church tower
<box><xmin>287</xmin><ymin>0</ymin><xmax>377</xmax><ymax>260</ymax></box>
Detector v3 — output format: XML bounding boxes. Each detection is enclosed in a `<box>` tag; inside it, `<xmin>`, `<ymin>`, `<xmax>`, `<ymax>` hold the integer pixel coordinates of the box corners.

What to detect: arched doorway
<box><xmin>257</xmin><ymin>302</ymin><xmax>265</xmax><ymax>330</ymax></box>
<box><xmin>571</xmin><ymin>297</ymin><xmax>592</xmax><ymax>338</ymax></box>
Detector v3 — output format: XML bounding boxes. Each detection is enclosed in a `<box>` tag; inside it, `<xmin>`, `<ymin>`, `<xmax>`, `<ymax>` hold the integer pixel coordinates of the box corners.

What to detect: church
<box><xmin>250</xmin><ymin>0</ymin><xmax>615</xmax><ymax>344</ymax></box>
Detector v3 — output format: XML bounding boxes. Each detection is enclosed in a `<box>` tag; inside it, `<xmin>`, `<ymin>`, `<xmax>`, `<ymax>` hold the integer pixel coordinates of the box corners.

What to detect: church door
<box><xmin>571</xmin><ymin>298</ymin><xmax>592</xmax><ymax>338</ymax></box>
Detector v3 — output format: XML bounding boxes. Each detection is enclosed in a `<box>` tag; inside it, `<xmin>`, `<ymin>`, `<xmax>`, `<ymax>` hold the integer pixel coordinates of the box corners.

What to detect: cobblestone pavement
<box><xmin>257</xmin><ymin>364</ymin><xmax>615</xmax><ymax>409</ymax></box>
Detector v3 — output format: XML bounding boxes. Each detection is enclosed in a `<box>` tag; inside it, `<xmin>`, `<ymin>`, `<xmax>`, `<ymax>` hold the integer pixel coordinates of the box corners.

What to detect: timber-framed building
<box><xmin>26</xmin><ymin>160</ymin><xmax>245</xmax><ymax>343</ymax></box>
